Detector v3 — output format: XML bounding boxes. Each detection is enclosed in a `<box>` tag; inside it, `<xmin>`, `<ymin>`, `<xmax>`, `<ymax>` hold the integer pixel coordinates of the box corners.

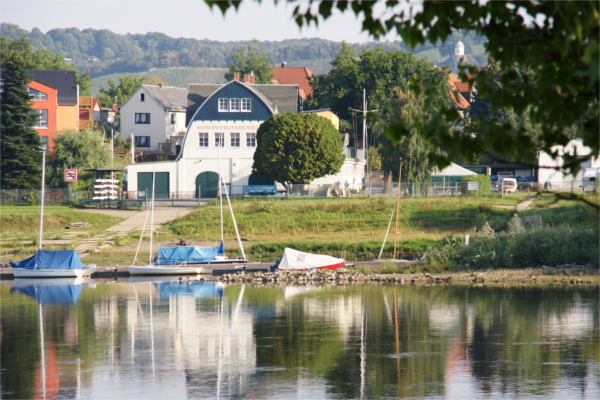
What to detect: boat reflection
<box><xmin>10</xmin><ymin>277</ymin><xmax>94</xmax><ymax>304</ymax></box>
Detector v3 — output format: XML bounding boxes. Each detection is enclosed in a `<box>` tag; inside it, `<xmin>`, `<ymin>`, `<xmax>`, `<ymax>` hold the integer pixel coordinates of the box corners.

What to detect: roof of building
<box><xmin>448</xmin><ymin>73</ymin><xmax>472</xmax><ymax>109</ymax></box>
<box><xmin>186</xmin><ymin>81</ymin><xmax>299</xmax><ymax>124</ymax></box>
<box><xmin>432</xmin><ymin>162</ymin><xmax>476</xmax><ymax>176</ymax></box>
<box><xmin>142</xmin><ymin>85</ymin><xmax>188</xmax><ymax>111</ymax></box>
<box><xmin>272</xmin><ymin>67</ymin><xmax>314</xmax><ymax>99</ymax></box>
<box><xmin>29</xmin><ymin>70</ymin><xmax>77</xmax><ymax>105</ymax></box>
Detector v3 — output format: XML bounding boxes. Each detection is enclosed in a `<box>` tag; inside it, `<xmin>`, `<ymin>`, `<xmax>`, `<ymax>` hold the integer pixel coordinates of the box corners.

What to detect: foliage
<box><xmin>46</xmin><ymin>129</ymin><xmax>112</xmax><ymax>189</ymax></box>
<box><xmin>375</xmin><ymin>90</ymin><xmax>435</xmax><ymax>183</ymax></box>
<box><xmin>427</xmin><ymin>223</ymin><xmax>599</xmax><ymax>269</ymax></box>
<box><xmin>97</xmin><ymin>75</ymin><xmax>146</xmax><ymax>112</ymax></box>
<box><xmin>224</xmin><ymin>40</ymin><xmax>274</xmax><ymax>84</ymax></box>
<box><xmin>460</xmin><ymin>174</ymin><xmax>492</xmax><ymax>195</ymax></box>
<box><xmin>211</xmin><ymin>1</ymin><xmax>599</xmax><ymax>176</ymax></box>
<box><xmin>252</xmin><ymin>113</ymin><xmax>344</xmax><ymax>188</ymax></box>
<box><xmin>0</xmin><ymin>36</ymin><xmax>92</xmax><ymax>95</ymax></box>
<box><xmin>0</xmin><ymin>48</ymin><xmax>42</xmax><ymax>189</ymax></box>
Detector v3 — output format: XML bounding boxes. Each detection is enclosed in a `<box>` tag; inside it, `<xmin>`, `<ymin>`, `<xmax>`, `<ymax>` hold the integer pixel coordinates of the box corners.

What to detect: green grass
<box><xmin>0</xmin><ymin>206</ymin><xmax>124</xmax><ymax>261</ymax></box>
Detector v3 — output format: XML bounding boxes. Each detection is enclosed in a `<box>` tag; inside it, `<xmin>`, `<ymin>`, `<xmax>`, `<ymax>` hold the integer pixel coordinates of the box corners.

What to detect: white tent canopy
<box><xmin>431</xmin><ymin>162</ymin><xmax>476</xmax><ymax>176</ymax></box>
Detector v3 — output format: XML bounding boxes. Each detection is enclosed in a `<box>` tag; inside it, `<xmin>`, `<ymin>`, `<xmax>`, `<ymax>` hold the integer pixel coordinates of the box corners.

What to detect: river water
<box><xmin>1</xmin><ymin>277</ymin><xmax>598</xmax><ymax>400</ymax></box>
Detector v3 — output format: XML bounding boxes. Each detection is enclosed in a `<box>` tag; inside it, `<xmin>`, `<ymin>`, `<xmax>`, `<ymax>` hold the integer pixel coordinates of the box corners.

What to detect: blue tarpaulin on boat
<box><xmin>11</xmin><ymin>283</ymin><xmax>85</xmax><ymax>304</ymax></box>
<box><xmin>155</xmin><ymin>282</ymin><xmax>224</xmax><ymax>299</ymax></box>
<box><xmin>9</xmin><ymin>250</ymin><xmax>86</xmax><ymax>270</ymax></box>
<box><xmin>154</xmin><ymin>243</ymin><xmax>224</xmax><ymax>265</ymax></box>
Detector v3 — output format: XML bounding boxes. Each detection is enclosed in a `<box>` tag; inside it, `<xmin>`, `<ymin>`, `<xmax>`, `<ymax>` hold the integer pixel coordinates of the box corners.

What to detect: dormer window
<box><xmin>218</xmin><ymin>98</ymin><xmax>251</xmax><ymax>112</ymax></box>
<box><xmin>140</xmin><ymin>93</ymin><xmax>145</xmax><ymax>102</ymax></box>
<box><xmin>218</xmin><ymin>98</ymin><xmax>229</xmax><ymax>112</ymax></box>
<box><xmin>241</xmin><ymin>98</ymin><xmax>251</xmax><ymax>112</ymax></box>
<box><xmin>28</xmin><ymin>88</ymin><xmax>48</xmax><ymax>101</ymax></box>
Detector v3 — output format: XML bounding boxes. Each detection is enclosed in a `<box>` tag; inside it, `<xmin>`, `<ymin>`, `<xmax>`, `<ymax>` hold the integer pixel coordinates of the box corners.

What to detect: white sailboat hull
<box><xmin>12</xmin><ymin>266</ymin><xmax>96</xmax><ymax>278</ymax></box>
<box><xmin>128</xmin><ymin>265</ymin><xmax>212</xmax><ymax>275</ymax></box>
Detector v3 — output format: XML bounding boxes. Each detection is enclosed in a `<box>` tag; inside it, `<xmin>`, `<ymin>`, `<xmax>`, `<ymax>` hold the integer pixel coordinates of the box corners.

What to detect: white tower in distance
<box><xmin>453</xmin><ymin>41</ymin><xmax>466</xmax><ymax>72</ymax></box>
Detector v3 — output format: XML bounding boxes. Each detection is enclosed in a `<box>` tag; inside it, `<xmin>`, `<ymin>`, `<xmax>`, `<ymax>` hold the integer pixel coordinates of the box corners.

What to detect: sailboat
<box><xmin>10</xmin><ymin>150</ymin><xmax>98</xmax><ymax>278</ymax></box>
<box><xmin>128</xmin><ymin>151</ymin><xmax>247</xmax><ymax>275</ymax></box>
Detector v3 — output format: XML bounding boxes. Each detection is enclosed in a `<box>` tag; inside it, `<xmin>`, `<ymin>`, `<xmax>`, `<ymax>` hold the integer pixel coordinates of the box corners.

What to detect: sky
<box><xmin>1</xmin><ymin>0</ymin><xmax>410</xmax><ymax>43</ymax></box>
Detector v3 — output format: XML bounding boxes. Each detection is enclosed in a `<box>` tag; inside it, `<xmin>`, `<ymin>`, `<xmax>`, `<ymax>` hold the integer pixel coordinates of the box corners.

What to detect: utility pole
<box><xmin>351</xmin><ymin>89</ymin><xmax>378</xmax><ymax>198</ymax></box>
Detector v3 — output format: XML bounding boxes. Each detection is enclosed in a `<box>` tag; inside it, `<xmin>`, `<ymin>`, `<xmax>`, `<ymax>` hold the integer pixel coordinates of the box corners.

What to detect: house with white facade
<box><xmin>538</xmin><ymin>138</ymin><xmax>599</xmax><ymax>190</ymax></box>
<box><xmin>119</xmin><ymin>84</ymin><xmax>187</xmax><ymax>153</ymax></box>
<box><xmin>124</xmin><ymin>75</ymin><xmax>365</xmax><ymax>198</ymax></box>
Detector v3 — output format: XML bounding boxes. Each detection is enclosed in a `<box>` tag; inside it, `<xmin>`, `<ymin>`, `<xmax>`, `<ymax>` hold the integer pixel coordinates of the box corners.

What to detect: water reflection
<box><xmin>1</xmin><ymin>280</ymin><xmax>598</xmax><ymax>400</ymax></box>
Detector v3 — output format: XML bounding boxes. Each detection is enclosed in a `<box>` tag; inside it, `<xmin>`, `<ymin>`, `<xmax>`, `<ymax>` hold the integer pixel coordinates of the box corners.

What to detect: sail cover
<box><xmin>9</xmin><ymin>250</ymin><xmax>86</xmax><ymax>270</ymax></box>
<box><xmin>155</xmin><ymin>243</ymin><xmax>224</xmax><ymax>265</ymax></box>
<box><xmin>278</xmin><ymin>248</ymin><xmax>345</xmax><ymax>270</ymax></box>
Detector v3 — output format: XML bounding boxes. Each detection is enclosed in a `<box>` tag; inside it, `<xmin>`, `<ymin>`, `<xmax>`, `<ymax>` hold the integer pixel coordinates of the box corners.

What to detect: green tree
<box><xmin>46</xmin><ymin>129</ymin><xmax>112</xmax><ymax>189</ymax></box>
<box><xmin>209</xmin><ymin>0</ymin><xmax>599</xmax><ymax>176</ymax></box>
<box><xmin>252</xmin><ymin>113</ymin><xmax>344</xmax><ymax>189</ymax></box>
<box><xmin>0</xmin><ymin>49</ymin><xmax>42</xmax><ymax>189</ymax></box>
<box><xmin>224</xmin><ymin>40</ymin><xmax>274</xmax><ymax>84</ymax></box>
<box><xmin>97</xmin><ymin>75</ymin><xmax>146</xmax><ymax>111</ymax></box>
<box><xmin>377</xmin><ymin>90</ymin><xmax>433</xmax><ymax>183</ymax></box>
<box><xmin>0</xmin><ymin>36</ymin><xmax>93</xmax><ymax>96</ymax></box>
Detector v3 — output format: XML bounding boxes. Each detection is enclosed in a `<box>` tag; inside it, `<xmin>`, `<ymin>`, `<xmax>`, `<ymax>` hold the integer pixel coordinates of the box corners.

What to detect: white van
<box><xmin>501</xmin><ymin>178</ymin><xmax>518</xmax><ymax>193</ymax></box>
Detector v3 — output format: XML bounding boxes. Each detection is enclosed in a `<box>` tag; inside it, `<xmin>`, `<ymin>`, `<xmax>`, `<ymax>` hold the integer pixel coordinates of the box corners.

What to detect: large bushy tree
<box><xmin>252</xmin><ymin>113</ymin><xmax>344</xmax><ymax>188</ymax></box>
<box><xmin>46</xmin><ymin>129</ymin><xmax>112</xmax><ymax>190</ymax></box>
<box><xmin>0</xmin><ymin>49</ymin><xmax>42</xmax><ymax>189</ymax></box>
<box><xmin>224</xmin><ymin>40</ymin><xmax>274</xmax><ymax>84</ymax></box>
<box><xmin>210</xmin><ymin>0</ymin><xmax>599</xmax><ymax>176</ymax></box>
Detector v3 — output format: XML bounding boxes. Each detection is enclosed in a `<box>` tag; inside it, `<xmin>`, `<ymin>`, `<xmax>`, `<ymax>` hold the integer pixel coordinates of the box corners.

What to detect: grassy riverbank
<box><xmin>2</xmin><ymin>194</ymin><xmax>598</xmax><ymax>273</ymax></box>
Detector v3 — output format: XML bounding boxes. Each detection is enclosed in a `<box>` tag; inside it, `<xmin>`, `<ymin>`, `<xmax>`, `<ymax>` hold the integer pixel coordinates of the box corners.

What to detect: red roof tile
<box><xmin>273</xmin><ymin>67</ymin><xmax>315</xmax><ymax>99</ymax></box>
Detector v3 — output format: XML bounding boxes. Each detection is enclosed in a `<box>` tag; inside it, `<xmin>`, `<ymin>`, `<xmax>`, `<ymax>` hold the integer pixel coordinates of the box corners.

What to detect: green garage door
<box><xmin>138</xmin><ymin>172</ymin><xmax>170</xmax><ymax>199</ymax></box>
<box><xmin>196</xmin><ymin>171</ymin><xmax>219</xmax><ymax>199</ymax></box>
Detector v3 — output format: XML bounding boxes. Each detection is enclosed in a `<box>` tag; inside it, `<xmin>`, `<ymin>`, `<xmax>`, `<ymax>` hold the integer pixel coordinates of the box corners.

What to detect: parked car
<box><xmin>490</xmin><ymin>175</ymin><xmax>533</xmax><ymax>192</ymax></box>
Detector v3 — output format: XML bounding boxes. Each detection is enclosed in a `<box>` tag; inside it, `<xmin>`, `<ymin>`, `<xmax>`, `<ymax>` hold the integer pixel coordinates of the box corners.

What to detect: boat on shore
<box><xmin>273</xmin><ymin>248</ymin><xmax>346</xmax><ymax>271</ymax></box>
<box><xmin>10</xmin><ymin>150</ymin><xmax>97</xmax><ymax>278</ymax></box>
<box><xmin>128</xmin><ymin>154</ymin><xmax>247</xmax><ymax>276</ymax></box>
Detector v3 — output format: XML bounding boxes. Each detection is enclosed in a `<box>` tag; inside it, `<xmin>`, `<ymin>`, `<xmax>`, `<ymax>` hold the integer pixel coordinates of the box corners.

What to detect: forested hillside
<box><xmin>1</xmin><ymin>23</ymin><xmax>487</xmax><ymax>80</ymax></box>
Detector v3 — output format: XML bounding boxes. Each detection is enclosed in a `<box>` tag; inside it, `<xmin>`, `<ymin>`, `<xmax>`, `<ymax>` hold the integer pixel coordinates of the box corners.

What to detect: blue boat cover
<box><xmin>9</xmin><ymin>250</ymin><xmax>86</xmax><ymax>270</ymax></box>
<box><xmin>11</xmin><ymin>283</ymin><xmax>85</xmax><ymax>304</ymax></box>
<box><xmin>154</xmin><ymin>243</ymin><xmax>224</xmax><ymax>265</ymax></box>
<box><xmin>155</xmin><ymin>282</ymin><xmax>224</xmax><ymax>300</ymax></box>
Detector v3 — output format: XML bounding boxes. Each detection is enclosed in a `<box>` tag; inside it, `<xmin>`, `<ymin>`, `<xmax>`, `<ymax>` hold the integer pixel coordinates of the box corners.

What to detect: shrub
<box><xmin>460</xmin><ymin>174</ymin><xmax>492</xmax><ymax>195</ymax></box>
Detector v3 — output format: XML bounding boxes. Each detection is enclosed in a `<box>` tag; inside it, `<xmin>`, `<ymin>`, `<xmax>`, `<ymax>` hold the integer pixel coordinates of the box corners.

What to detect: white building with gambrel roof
<box><xmin>119</xmin><ymin>84</ymin><xmax>187</xmax><ymax>152</ymax></box>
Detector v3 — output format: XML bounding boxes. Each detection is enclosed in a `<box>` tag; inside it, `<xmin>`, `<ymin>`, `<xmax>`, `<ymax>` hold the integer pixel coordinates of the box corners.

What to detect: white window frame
<box><xmin>33</xmin><ymin>109</ymin><xmax>48</xmax><ymax>128</ymax></box>
<box><xmin>246</xmin><ymin>132</ymin><xmax>256</xmax><ymax>148</ymax></box>
<box><xmin>218</xmin><ymin>98</ymin><xmax>229</xmax><ymax>112</ymax></box>
<box><xmin>135</xmin><ymin>113</ymin><xmax>151</xmax><ymax>124</ymax></box>
<box><xmin>29</xmin><ymin>88</ymin><xmax>48</xmax><ymax>101</ymax></box>
<box><xmin>230</xmin><ymin>133</ymin><xmax>240</xmax><ymax>148</ymax></box>
<box><xmin>215</xmin><ymin>133</ymin><xmax>224</xmax><ymax>148</ymax></box>
<box><xmin>198</xmin><ymin>133</ymin><xmax>209</xmax><ymax>148</ymax></box>
<box><xmin>241</xmin><ymin>98</ymin><xmax>251</xmax><ymax>112</ymax></box>
<box><xmin>230</xmin><ymin>98</ymin><xmax>240</xmax><ymax>112</ymax></box>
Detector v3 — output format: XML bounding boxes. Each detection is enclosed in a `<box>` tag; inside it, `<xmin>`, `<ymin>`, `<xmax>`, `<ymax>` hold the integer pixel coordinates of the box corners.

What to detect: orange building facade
<box><xmin>27</xmin><ymin>81</ymin><xmax>58</xmax><ymax>151</ymax></box>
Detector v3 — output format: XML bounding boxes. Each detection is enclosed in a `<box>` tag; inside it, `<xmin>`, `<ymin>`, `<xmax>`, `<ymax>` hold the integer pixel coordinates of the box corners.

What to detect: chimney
<box><xmin>281</xmin><ymin>62</ymin><xmax>287</xmax><ymax>68</ymax></box>
<box><xmin>243</xmin><ymin>73</ymin><xmax>255</xmax><ymax>84</ymax></box>
<box><xmin>233</xmin><ymin>72</ymin><xmax>240</xmax><ymax>81</ymax></box>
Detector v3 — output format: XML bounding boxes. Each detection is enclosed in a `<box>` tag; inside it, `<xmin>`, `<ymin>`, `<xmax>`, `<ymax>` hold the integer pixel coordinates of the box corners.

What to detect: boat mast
<box><xmin>38</xmin><ymin>150</ymin><xmax>46</xmax><ymax>252</ymax></box>
<box><xmin>393</xmin><ymin>158</ymin><xmax>403</xmax><ymax>260</ymax></box>
<box><xmin>149</xmin><ymin>164</ymin><xmax>156</xmax><ymax>266</ymax></box>
<box><xmin>217</xmin><ymin>145</ymin><xmax>224</xmax><ymax>246</ymax></box>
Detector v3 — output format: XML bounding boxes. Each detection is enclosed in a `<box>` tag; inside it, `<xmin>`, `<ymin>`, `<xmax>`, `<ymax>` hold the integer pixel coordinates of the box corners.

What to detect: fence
<box><xmin>0</xmin><ymin>188</ymin><xmax>74</xmax><ymax>206</ymax></box>
<box><xmin>2</xmin><ymin>180</ymin><xmax>596</xmax><ymax>207</ymax></box>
